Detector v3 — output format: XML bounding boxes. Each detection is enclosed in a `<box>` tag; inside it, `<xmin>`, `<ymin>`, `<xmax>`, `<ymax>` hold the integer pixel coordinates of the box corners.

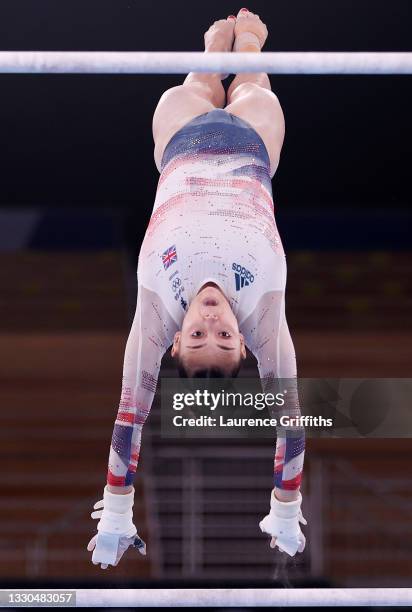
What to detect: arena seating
<box><xmin>0</xmin><ymin>247</ymin><xmax>410</xmax><ymax>585</ymax></box>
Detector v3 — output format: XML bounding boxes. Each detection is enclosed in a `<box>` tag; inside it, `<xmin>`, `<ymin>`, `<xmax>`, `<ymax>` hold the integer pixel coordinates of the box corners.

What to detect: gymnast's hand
<box><xmin>259</xmin><ymin>490</ymin><xmax>307</xmax><ymax>557</ymax></box>
<box><xmin>87</xmin><ymin>485</ymin><xmax>146</xmax><ymax>569</ymax></box>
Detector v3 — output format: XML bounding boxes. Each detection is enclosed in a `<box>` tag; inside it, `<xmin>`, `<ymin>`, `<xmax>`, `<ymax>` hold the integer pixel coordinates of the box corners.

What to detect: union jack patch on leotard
<box><xmin>161</xmin><ymin>245</ymin><xmax>177</xmax><ymax>270</ymax></box>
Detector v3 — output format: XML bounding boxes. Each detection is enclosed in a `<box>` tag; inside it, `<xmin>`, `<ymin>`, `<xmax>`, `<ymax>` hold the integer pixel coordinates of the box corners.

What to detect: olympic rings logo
<box><xmin>172</xmin><ymin>278</ymin><xmax>182</xmax><ymax>291</ymax></box>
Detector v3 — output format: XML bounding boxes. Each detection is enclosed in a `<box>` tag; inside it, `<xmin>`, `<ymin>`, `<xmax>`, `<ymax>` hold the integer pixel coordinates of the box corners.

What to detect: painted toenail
<box><xmin>240</xmin><ymin>8</ymin><xmax>249</xmax><ymax>12</ymax></box>
<box><xmin>228</xmin><ymin>15</ymin><xmax>236</xmax><ymax>20</ymax></box>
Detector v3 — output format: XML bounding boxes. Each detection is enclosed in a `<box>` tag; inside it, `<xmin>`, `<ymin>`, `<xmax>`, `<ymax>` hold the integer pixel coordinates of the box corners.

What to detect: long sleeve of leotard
<box><xmin>106</xmin><ymin>285</ymin><xmax>177</xmax><ymax>487</ymax></box>
<box><xmin>241</xmin><ymin>291</ymin><xmax>305</xmax><ymax>491</ymax></box>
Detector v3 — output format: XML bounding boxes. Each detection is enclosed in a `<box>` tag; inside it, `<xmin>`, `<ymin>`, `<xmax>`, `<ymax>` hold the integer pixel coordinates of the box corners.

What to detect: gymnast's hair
<box><xmin>175</xmin><ymin>355</ymin><xmax>242</xmax><ymax>379</ymax></box>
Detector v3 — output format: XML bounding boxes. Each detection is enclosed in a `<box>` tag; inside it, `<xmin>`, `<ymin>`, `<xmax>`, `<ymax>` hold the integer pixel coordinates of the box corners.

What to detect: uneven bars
<box><xmin>0</xmin><ymin>51</ymin><xmax>411</xmax><ymax>74</ymax></box>
<box><xmin>2</xmin><ymin>588</ymin><xmax>412</xmax><ymax>607</ymax></box>
<box><xmin>76</xmin><ymin>587</ymin><xmax>412</xmax><ymax>606</ymax></box>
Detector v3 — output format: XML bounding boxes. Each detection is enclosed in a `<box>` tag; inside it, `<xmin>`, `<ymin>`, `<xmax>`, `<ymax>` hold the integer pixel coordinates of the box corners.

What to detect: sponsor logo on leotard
<box><xmin>162</xmin><ymin>245</ymin><xmax>177</xmax><ymax>270</ymax></box>
<box><xmin>168</xmin><ymin>273</ymin><xmax>186</xmax><ymax>305</ymax></box>
<box><xmin>232</xmin><ymin>262</ymin><xmax>255</xmax><ymax>291</ymax></box>
<box><xmin>141</xmin><ymin>370</ymin><xmax>157</xmax><ymax>393</ymax></box>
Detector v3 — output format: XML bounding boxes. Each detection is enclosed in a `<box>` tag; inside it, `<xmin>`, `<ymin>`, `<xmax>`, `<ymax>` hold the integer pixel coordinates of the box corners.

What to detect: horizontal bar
<box><xmin>73</xmin><ymin>588</ymin><xmax>411</xmax><ymax>606</ymax></box>
<box><xmin>1</xmin><ymin>588</ymin><xmax>411</xmax><ymax>607</ymax></box>
<box><xmin>0</xmin><ymin>52</ymin><xmax>411</xmax><ymax>74</ymax></box>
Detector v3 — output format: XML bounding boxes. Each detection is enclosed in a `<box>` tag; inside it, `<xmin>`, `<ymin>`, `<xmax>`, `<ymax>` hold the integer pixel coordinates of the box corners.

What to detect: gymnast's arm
<box><xmin>106</xmin><ymin>285</ymin><xmax>174</xmax><ymax>494</ymax></box>
<box><xmin>259</xmin><ymin>315</ymin><xmax>305</xmax><ymax>503</ymax></box>
<box><xmin>242</xmin><ymin>292</ymin><xmax>305</xmax><ymax>502</ymax></box>
<box><xmin>238</xmin><ymin>292</ymin><xmax>307</xmax><ymax>555</ymax></box>
<box><xmin>87</xmin><ymin>285</ymin><xmax>175</xmax><ymax>566</ymax></box>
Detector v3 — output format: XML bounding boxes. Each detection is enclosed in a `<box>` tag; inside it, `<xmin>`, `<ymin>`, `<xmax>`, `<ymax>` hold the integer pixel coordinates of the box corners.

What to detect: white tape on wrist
<box><xmin>103</xmin><ymin>485</ymin><xmax>135</xmax><ymax>512</ymax></box>
<box><xmin>96</xmin><ymin>486</ymin><xmax>137</xmax><ymax>538</ymax></box>
<box><xmin>270</xmin><ymin>490</ymin><xmax>302</xmax><ymax>517</ymax></box>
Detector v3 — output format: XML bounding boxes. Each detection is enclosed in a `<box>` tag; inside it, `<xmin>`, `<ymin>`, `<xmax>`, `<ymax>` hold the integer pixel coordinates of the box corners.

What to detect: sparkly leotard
<box><xmin>108</xmin><ymin>109</ymin><xmax>305</xmax><ymax>491</ymax></box>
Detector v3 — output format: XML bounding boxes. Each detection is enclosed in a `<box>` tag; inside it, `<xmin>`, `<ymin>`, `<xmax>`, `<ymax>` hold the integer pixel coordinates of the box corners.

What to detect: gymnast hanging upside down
<box><xmin>88</xmin><ymin>8</ymin><xmax>307</xmax><ymax>569</ymax></box>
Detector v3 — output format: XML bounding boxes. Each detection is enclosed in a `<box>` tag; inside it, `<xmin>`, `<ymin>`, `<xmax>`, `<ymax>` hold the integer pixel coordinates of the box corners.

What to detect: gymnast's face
<box><xmin>171</xmin><ymin>283</ymin><xmax>247</xmax><ymax>376</ymax></box>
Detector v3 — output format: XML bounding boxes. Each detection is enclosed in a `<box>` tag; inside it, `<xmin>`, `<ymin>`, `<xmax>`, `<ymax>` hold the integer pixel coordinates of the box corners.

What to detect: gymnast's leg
<box><xmin>152</xmin><ymin>16</ymin><xmax>236</xmax><ymax>171</ymax></box>
<box><xmin>225</xmin><ymin>8</ymin><xmax>285</xmax><ymax>176</ymax></box>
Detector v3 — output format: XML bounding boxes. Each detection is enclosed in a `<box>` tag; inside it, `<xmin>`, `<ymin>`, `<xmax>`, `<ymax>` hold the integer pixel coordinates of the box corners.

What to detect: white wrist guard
<box><xmin>96</xmin><ymin>486</ymin><xmax>137</xmax><ymax>539</ymax></box>
<box><xmin>259</xmin><ymin>490</ymin><xmax>307</xmax><ymax>556</ymax></box>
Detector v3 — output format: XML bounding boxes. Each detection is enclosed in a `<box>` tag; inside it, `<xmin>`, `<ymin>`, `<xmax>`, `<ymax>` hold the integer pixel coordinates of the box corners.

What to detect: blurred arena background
<box><xmin>0</xmin><ymin>0</ymin><xmax>411</xmax><ymax>593</ymax></box>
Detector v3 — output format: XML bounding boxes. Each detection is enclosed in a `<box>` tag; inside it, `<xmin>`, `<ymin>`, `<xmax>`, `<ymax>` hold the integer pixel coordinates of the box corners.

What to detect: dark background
<box><xmin>0</xmin><ymin>0</ymin><xmax>411</xmax><ymax>218</ymax></box>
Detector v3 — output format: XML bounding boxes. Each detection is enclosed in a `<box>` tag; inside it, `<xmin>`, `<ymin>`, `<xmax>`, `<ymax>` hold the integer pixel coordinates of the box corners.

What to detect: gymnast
<box><xmin>88</xmin><ymin>8</ymin><xmax>307</xmax><ymax>569</ymax></box>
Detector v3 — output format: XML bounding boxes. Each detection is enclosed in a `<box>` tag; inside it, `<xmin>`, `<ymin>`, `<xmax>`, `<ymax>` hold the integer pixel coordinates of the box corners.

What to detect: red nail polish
<box><xmin>240</xmin><ymin>7</ymin><xmax>249</xmax><ymax>12</ymax></box>
<box><xmin>228</xmin><ymin>15</ymin><xmax>236</xmax><ymax>19</ymax></box>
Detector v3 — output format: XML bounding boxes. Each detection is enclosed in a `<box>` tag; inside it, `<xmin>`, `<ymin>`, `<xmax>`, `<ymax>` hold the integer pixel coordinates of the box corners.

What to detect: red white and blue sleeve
<box><xmin>107</xmin><ymin>285</ymin><xmax>177</xmax><ymax>487</ymax></box>
<box><xmin>242</xmin><ymin>291</ymin><xmax>305</xmax><ymax>492</ymax></box>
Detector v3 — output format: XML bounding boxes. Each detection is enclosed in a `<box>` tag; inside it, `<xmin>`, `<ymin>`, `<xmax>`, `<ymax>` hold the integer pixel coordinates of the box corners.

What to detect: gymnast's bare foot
<box><xmin>204</xmin><ymin>16</ymin><xmax>236</xmax><ymax>53</ymax></box>
<box><xmin>234</xmin><ymin>8</ymin><xmax>268</xmax><ymax>52</ymax></box>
